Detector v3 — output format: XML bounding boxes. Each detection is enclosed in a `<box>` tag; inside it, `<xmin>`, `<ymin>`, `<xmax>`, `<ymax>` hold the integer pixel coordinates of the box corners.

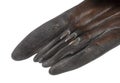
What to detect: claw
<box><xmin>60</xmin><ymin>29</ymin><xmax>71</xmax><ymax>39</ymax></box>
<box><xmin>65</xmin><ymin>30</ymin><xmax>81</xmax><ymax>42</ymax></box>
<box><xmin>39</xmin><ymin>29</ymin><xmax>82</xmax><ymax>64</ymax></box>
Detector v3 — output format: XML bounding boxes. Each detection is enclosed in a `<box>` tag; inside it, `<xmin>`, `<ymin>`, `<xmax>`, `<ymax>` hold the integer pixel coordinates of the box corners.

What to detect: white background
<box><xmin>0</xmin><ymin>0</ymin><xmax>120</xmax><ymax>83</ymax></box>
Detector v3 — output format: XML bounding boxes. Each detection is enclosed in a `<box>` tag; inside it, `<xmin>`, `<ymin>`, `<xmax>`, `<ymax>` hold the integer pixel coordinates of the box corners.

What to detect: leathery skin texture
<box><xmin>12</xmin><ymin>0</ymin><xmax>120</xmax><ymax>75</ymax></box>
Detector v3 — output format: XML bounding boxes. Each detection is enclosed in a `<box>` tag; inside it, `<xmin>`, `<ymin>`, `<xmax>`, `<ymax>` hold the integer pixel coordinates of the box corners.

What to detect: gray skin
<box><xmin>12</xmin><ymin>0</ymin><xmax>120</xmax><ymax>75</ymax></box>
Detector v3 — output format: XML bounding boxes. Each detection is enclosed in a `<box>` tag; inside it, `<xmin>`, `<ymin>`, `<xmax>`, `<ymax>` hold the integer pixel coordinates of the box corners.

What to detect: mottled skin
<box><xmin>12</xmin><ymin>0</ymin><xmax>120</xmax><ymax>75</ymax></box>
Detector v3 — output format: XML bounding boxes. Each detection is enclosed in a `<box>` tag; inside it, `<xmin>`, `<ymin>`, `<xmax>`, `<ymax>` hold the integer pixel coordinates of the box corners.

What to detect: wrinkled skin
<box><xmin>12</xmin><ymin>0</ymin><xmax>120</xmax><ymax>75</ymax></box>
